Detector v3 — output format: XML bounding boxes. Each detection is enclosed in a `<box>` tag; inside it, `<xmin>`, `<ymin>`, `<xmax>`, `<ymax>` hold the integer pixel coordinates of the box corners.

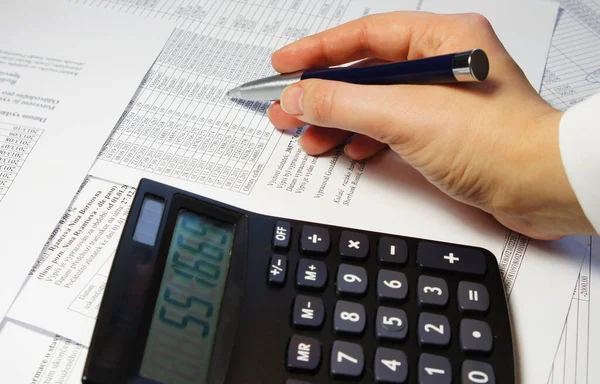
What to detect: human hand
<box><xmin>267</xmin><ymin>11</ymin><xmax>596</xmax><ymax>240</ymax></box>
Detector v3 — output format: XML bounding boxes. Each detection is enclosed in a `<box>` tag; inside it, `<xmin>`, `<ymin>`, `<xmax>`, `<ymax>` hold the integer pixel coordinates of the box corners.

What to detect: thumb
<box><xmin>280</xmin><ymin>79</ymin><xmax>412</xmax><ymax>144</ymax></box>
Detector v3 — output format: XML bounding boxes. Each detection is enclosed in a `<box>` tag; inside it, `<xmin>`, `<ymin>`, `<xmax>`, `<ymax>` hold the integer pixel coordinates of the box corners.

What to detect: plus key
<box><xmin>417</xmin><ymin>241</ymin><xmax>487</xmax><ymax>276</ymax></box>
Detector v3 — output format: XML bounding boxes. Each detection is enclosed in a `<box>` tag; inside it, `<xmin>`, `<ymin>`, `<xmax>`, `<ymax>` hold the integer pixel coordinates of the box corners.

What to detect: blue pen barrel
<box><xmin>301</xmin><ymin>53</ymin><xmax>458</xmax><ymax>85</ymax></box>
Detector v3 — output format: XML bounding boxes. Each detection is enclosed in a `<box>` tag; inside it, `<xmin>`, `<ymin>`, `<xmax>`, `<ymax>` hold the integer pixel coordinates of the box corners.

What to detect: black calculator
<box><xmin>82</xmin><ymin>178</ymin><xmax>514</xmax><ymax>384</ymax></box>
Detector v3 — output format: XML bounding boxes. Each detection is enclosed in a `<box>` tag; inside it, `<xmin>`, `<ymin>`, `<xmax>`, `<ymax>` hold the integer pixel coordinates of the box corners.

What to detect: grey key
<box><xmin>460</xmin><ymin>319</ymin><xmax>493</xmax><ymax>353</ymax></box>
<box><xmin>273</xmin><ymin>221</ymin><xmax>291</xmax><ymax>250</ymax></box>
<box><xmin>292</xmin><ymin>295</ymin><xmax>324</xmax><ymax>329</ymax></box>
<box><xmin>378</xmin><ymin>237</ymin><xmax>408</xmax><ymax>265</ymax></box>
<box><xmin>461</xmin><ymin>360</ymin><xmax>495</xmax><ymax>384</ymax></box>
<box><xmin>268</xmin><ymin>254</ymin><xmax>287</xmax><ymax>286</ymax></box>
<box><xmin>286</xmin><ymin>335</ymin><xmax>321</xmax><ymax>373</ymax></box>
<box><xmin>417</xmin><ymin>241</ymin><xmax>486</xmax><ymax>275</ymax></box>
<box><xmin>334</xmin><ymin>300</ymin><xmax>366</xmax><ymax>334</ymax></box>
<box><xmin>300</xmin><ymin>225</ymin><xmax>330</xmax><ymax>254</ymax></box>
<box><xmin>296</xmin><ymin>259</ymin><xmax>327</xmax><ymax>290</ymax></box>
<box><xmin>418</xmin><ymin>312</ymin><xmax>450</xmax><ymax>347</ymax></box>
<box><xmin>377</xmin><ymin>270</ymin><xmax>408</xmax><ymax>301</ymax></box>
<box><xmin>418</xmin><ymin>354</ymin><xmax>451</xmax><ymax>384</ymax></box>
<box><xmin>458</xmin><ymin>281</ymin><xmax>490</xmax><ymax>312</ymax></box>
<box><xmin>418</xmin><ymin>275</ymin><xmax>449</xmax><ymax>307</ymax></box>
<box><xmin>337</xmin><ymin>264</ymin><xmax>368</xmax><ymax>296</ymax></box>
<box><xmin>330</xmin><ymin>341</ymin><xmax>364</xmax><ymax>379</ymax></box>
<box><xmin>375</xmin><ymin>347</ymin><xmax>408</xmax><ymax>383</ymax></box>
<box><xmin>376</xmin><ymin>306</ymin><xmax>408</xmax><ymax>341</ymax></box>
<box><xmin>285</xmin><ymin>381</ymin><xmax>312</xmax><ymax>384</ymax></box>
<box><xmin>340</xmin><ymin>231</ymin><xmax>369</xmax><ymax>259</ymax></box>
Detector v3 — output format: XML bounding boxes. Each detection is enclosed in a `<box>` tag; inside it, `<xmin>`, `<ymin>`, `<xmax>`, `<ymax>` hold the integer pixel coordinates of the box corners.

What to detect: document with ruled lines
<box><xmin>0</xmin><ymin>0</ymin><xmax>173</xmax><ymax>322</ymax></box>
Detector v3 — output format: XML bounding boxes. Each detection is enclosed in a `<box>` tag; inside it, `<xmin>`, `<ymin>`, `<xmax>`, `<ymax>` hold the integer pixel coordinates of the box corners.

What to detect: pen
<box><xmin>227</xmin><ymin>48</ymin><xmax>489</xmax><ymax>101</ymax></box>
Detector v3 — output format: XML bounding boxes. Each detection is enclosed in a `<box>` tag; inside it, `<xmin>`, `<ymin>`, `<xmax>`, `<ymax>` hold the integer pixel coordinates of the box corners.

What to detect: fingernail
<box><xmin>281</xmin><ymin>85</ymin><xmax>304</xmax><ymax>115</ymax></box>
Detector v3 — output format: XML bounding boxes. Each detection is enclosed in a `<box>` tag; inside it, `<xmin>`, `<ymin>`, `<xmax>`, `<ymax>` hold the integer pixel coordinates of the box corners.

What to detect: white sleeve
<box><xmin>559</xmin><ymin>92</ymin><xmax>600</xmax><ymax>234</ymax></box>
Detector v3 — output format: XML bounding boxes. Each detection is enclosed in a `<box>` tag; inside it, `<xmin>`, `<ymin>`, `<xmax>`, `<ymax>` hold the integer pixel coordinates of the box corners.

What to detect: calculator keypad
<box><xmin>270</xmin><ymin>222</ymin><xmax>512</xmax><ymax>383</ymax></box>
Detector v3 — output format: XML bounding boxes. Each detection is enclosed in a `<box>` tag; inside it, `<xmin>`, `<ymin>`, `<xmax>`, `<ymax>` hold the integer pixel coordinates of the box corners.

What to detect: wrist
<box><xmin>490</xmin><ymin>107</ymin><xmax>595</xmax><ymax>239</ymax></box>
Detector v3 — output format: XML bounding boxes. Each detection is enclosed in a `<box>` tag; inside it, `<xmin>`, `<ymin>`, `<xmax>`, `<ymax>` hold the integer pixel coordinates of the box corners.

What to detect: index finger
<box><xmin>271</xmin><ymin>11</ymin><xmax>475</xmax><ymax>73</ymax></box>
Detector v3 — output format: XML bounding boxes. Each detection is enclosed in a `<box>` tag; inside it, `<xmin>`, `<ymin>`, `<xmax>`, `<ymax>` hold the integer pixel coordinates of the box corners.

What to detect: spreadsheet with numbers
<box><xmin>87</xmin><ymin>0</ymin><xmax>360</xmax><ymax>195</ymax></box>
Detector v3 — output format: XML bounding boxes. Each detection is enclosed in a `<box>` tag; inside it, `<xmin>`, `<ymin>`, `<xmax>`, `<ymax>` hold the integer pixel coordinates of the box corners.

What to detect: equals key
<box><xmin>268</xmin><ymin>255</ymin><xmax>287</xmax><ymax>286</ymax></box>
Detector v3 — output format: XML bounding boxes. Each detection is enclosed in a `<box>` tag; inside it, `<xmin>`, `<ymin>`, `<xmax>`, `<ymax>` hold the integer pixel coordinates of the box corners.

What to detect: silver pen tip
<box><xmin>227</xmin><ymin>87</ymin><xmax>242</xmax><ymax>99</ymax></box>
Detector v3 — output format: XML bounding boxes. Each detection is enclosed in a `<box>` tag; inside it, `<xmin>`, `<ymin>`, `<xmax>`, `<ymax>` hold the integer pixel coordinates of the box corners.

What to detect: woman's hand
<box><xmin>267</xmin><ymin>11</ymin><xmax>596</xmax><ymax>239</ymax></box>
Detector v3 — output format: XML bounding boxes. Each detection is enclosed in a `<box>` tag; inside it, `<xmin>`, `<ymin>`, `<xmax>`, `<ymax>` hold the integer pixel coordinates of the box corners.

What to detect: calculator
<box><xmin>82</xmin><ymin>178</ymin><xmax>515</xmax><ymax>384</ymax></box>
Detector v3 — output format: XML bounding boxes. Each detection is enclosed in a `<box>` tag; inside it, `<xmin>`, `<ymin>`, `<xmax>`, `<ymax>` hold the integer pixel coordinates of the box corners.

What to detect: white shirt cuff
<box><xmin>559</xmin><ymin>92</ymin><xmax>600</xmax><ymax>234</ymax></box>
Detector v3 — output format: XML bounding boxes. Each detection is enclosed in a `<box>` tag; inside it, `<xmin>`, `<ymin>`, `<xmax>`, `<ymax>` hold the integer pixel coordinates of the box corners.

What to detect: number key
<box><xmin>462</xmin><ymin>360</ymin><xmax>495</xmax><ymax>384</ymax></box>
<box><xmin>376</xmin><ymin>306</ymin><xmax>408</xmax><ymax>341</ymax></box>
<box><xmin>377</xmin><ymin>270</ymin><xmax>408</xmax><ymax>301</ymax></box>
<box><xmin>418</xmin><ymin>353</ymin><xmax>451</xmax><ymax>384</ymax></box>
<box><xmin>375</xmin><ymin>347</ymin><xmax>408</xmax><ymax>383</ymax></box>
<box><xmin>330</xmin><ymin>341</ymin><xmax>364</xmax><ymax>379</ymax></box>
<box><xmin>418</xmin><ymin>275</ymin><xmax>448</xmax><ymax>307</ymax></box>
<box><xmin>334</xmin><ymin>300</ymin><xmax>366</xmax><ymax>335</ymax></box>
<box><xmin>337</xmin><ymin>264</ymin><xmax>367</xmax><ymax>296</ymax></box>
<box><xmin>418</xmin><ymin>312</ymin><xmax>450</xmax><ymax>347</ymax></box>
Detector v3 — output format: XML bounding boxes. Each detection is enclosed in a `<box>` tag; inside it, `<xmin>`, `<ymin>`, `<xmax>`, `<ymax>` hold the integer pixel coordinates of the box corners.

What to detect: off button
<box><xmin>273</xmin><ymin>221</ymin><xmax>291</xmax><ymax>251</ymax></box>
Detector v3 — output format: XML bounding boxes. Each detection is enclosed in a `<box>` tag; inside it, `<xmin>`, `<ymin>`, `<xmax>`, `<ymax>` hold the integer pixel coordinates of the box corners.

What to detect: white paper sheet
<box><xmin>547</xmin><ymin>237</ymin><xmax>600</xmax><ymax>384</ymax></box>
<box><xmin>539</xmin><ymin>1</ymin><xmax>600</xmax><ymax>110</ymax></box>
<box><xmin>419</xmin><ymin>0</ymin><xmax>559</xmax><ymax>91</ymax></box>
<box><xmin>10</xmin><ymin>2</ymin><xmax>588</xmax><ymax>384</ymax></box>
<box><xmin>8</xmin><ymin>176</ymin><xmax>136</xmax><ymax>346</ymax></box>
<box><xmin>0</xmin><ymin>0</ymin><xmax>174</xmax><ymax>320</ymax></box>
<box><xmin>0</xmin><ymin>320</ymin><xmax>87</xmax><ymax>384</ymax></box>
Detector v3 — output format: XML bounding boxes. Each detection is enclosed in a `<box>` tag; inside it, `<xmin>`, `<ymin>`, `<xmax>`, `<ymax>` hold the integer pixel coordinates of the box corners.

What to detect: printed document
<box><xmin>7</xmin><ymin>1</ymin><xmax>591</xmax><ymax>383</ymax></box>
<box><xmin>420</xmin><ymin>0</ymin><xmax>559</xmax><ymax>92</ymax></box>
<box><xmin>0</xmin><ymin>0</ymin><xmax>174</xmax><ymax>320</ymax></box>
<box><xmin>0</xmin><ymin>320</ymin><xmax>86</xmax><ymax>384</ymax></box>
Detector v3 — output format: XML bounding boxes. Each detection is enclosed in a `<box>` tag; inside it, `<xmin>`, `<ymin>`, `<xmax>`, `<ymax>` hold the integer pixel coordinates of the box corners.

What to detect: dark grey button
<box><xmin>286</xmin><ymin>335</ymin><xmax>321</xmax><ymax>373</ymax></box>
<box><xmin>376</xmin><ymin>306</ymin><xmax>408</xmax><ymax>341</ymax></box>
<box><xmin>330</xmin><ymin>341</ymin><xmax>364</xmax><ymax>379</ymax></box>
<box><xmin>273</xmin><ymin>221</ymin><xmax>291</xmax><ymax>250</ymax></box>
<box><xmin>418</xmin><ymin>275</ymin><xmax>449</xmax><ymax>307</ymax></box>
<box><xmin>334</xmin><ymin>300</ymin><xmax>366</xmax><ymax>334</ymax></box>
<box><xmin>417</xmin><ymin>241</ymin><xmax>487</xmax><ymax>275</ymax></box>
<box><xmin>378</xmin><ymin>236</ymin><xmax>408</xmax><ymax>265</ymax></box>
<box><xmin>458</xmin><ymin>281</ymin><xmax>490</xmax><ymax>312</ymax></box>
<box><xmin>337</xmin><ymin>264</ymin><xmax>368</xmax><ymax>296</ymax></box>
<box><xmin>461</xmin><ymin>360</ymin><xmax>495</xmax><ymax>384</ymax></box>
<box><xmin>268</xmin><ymin>254</ymin><xmax>287</xmax><ymax>286</ymax></box>
<box><xmin>377</xmin><ymin>270</ymin><xmax>408</xmax><ymax>301</ymax></box>
<box><xmin>375</xmin><ymin>347</ymin><xmax>408</xmax><ymax>383</ymax></box>
<box><xmin>418</xmin><ymin>353</ymin><xmax>451</xmax><ymax>384</ymax></box>
<box><xmin>296</xmin><ymin>259</ymin><xmax>327</xmax><ymax>290</ymax></box>
<box><xmin>340</xmin><ymin>231</ymin><xmax>369</xmax><ymax>259</ymax></box>
<box><xmin>296</xmin><ymin>259</ymin><xmax>327</xmax><ymax>289</ymax></box>
<box><xmin>460</xmin><ymin>319</ymin><xmax>493</xmax><ymax>353</ymax></box>
<box><xmin>285</xmin><ymin>380</ymin><xmax>312</xmax><ymax>384</ymax></box>
<box><xmin>418</xmin><ymin>312</ymin><xmax>450</xmax><ymax>347</ymax></box>
<box><xmin>300</xmin><ymin>225</ymin><xmax>330</xmax><ymax>254</ymax></box>
<box><xmin>292</xmin><ymin>295</ymin><xmax>324</xmax><ymax>329</ymax></box>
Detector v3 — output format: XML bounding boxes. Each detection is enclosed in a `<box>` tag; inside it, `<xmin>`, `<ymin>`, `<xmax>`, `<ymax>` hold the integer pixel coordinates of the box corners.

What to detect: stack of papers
<box><xmin>1</xmin><ymin>0</ymin><xmax>599</xmax><ymax>383</ymax></box>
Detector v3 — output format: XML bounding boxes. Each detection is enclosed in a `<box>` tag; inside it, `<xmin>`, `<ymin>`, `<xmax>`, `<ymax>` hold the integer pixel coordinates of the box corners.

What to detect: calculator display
<box><xmin>139</xmin><ymin>210</ymin><xmax>235</xmax><ymax>384</ymax></box>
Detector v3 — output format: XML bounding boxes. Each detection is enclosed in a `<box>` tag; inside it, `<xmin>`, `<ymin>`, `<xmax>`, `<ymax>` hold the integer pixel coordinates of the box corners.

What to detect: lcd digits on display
<box><xmin>139</xmin><ymin>210</ymin><xmax>235</xmax><ymax>384</ymax></box>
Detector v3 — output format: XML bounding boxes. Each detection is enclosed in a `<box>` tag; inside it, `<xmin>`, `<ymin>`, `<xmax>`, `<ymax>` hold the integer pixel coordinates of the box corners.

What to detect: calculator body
<box><xmin>82</xmin><ymin>178</ymin><xmax>515</xmax><ymax>384</ymax></box>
